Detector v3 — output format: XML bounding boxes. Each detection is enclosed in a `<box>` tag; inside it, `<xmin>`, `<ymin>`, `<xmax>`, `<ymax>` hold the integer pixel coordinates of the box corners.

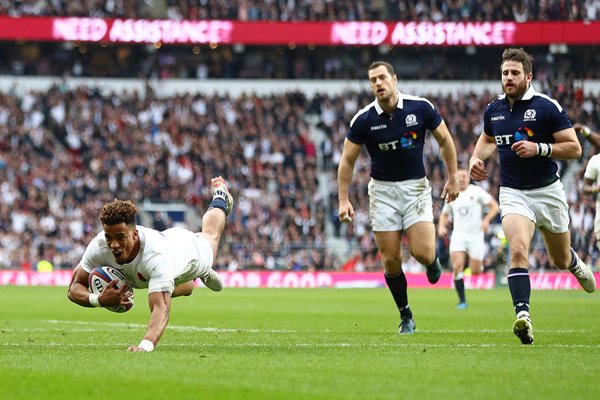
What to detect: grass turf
<box><xmin>0</xmin><ymin>286</ymin><xmax>599</xmax><ymax>400</ymax></box>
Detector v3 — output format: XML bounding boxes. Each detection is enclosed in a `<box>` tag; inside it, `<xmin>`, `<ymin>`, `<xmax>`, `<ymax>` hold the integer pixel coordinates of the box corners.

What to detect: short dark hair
<box><xmin>99</xmin><ymin>199</ymin><xmax>137</xmax><ymax>226</ymax></box>
<box><xmin>501</xmin><ymin>47</ymin><xmax>533</xmax><ymax>75</ymax></box>
<box><xmin>368</xmin><ymin>61</ymin><xmax>395</xmax><ymax>76</ymax></box>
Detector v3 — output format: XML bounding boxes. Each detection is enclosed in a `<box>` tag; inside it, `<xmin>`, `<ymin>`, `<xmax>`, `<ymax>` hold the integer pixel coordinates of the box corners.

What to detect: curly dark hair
<box><xmin>501</xmin><ymin>47</ymin><xmax>533</xmax><ymax>75</ymax></box>
<box><xmin>99</xmin><ymin>199</ymin><xmax>137</xmax><ymax>226</ymax></box>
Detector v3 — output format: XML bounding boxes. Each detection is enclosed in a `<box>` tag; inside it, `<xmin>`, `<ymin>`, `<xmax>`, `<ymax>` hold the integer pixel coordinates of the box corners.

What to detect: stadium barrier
<box><xmin>1</xmin><ymin>270</ymin><xmax>597</xmax><ymax>290</ymax></box>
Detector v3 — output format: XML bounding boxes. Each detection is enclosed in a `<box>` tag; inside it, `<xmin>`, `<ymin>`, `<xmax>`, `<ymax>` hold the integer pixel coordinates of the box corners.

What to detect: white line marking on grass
<box><xmin>8</xmin><ymin>321</ymin><xmax>592</xmax><ymax>335</ymax></box>
<box><xmin>2</xmin><ymin>342</ymin><xmax>600</xmax><ymax>350</ymax></box>
<box><xmin>43</xmin><ymin>320</ymin><xmax>298</xmax><ymax>333</ymax></box>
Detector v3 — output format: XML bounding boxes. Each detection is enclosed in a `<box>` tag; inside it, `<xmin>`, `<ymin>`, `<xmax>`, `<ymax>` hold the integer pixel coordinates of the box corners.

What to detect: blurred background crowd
<box><xmin>1</xmin><ymin>0</ymin><xmax>599</xmax><ymax>274</ymax></box>
<box><xmin>2</xmin><ymin>0</ymin><xmax>599</xmax><ymax>21</ymax></box>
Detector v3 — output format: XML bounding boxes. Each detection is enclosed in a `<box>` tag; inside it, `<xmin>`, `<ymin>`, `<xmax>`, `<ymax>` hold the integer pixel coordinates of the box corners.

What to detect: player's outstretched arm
<box><xmin>544</xmin><ymin>128</ymin><xmax>581</xmax><ymax>160</ymax></box>
<box><xmin>469</xmin><ymin>132</ymin><xmax>496</xmax><ymax>181</ymax></box>
<box><xmin>437</xmin><ymin>212</ymin><xmax>450</xmax><ymax>237</ymax></box>
<box><xmin>337</xmin><ymin>139</ymin><xmax>361</xmax><ymax>223</ymax></box>
<box><xmin>67</xmin><ymin>266</ymin><xmax>95</xmax><ymax>307</ymax></box>
<box><xmin>481</xmin><ymin>198</ymin><xmax>500</xmax><ymax>233</ymax></box>
<box><xmin>431</xmin><ymin>120</ymin><xmax>459</xmax><ymax>202</ymax></box>
<box><xmin>128</xmin><ymin>291</ymin><xmax>171</xmax><ymax>352</ymax></box>
<box><xmin>582</xmin><ymin>177</ymin><xmax>600</xmax><ymax>195</ymax></box>
<box><xmin>67</xmin><ymin>265</ymin><xmax>130</xmax><ymax>308</ymax></box>
<box><xmin>574</xmin><ymin>123</ymin><xmax>600</xmax><ymax>150</ymax></box>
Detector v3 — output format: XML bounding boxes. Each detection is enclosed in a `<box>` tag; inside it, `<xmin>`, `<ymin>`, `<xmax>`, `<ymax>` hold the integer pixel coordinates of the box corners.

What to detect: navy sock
<box><xmin>507</xmin><ymin>268</ymin><xmax>530</xmax><ymax>315</ymax></box>
<box><xmin>454</xmin><ymin>278</ymin><xmax>466</xmax><ymax>303</ymax></box>
<box><xmin>208</xmin><ymin>197</ymin><xmax>228</xmax><ymax>215</ymax></box>
<box><xmin>384</xmin><ymin>271</ymin><xmax>412</xmax><ymax>319</ymax></box>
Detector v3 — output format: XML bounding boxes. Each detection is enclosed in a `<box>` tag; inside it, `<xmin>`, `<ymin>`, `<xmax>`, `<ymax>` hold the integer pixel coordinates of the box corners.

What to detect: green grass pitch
<box><xmin>0</xmin><ymin>286</ymin><xmax>599</xmax><ymax>400</ymax></box>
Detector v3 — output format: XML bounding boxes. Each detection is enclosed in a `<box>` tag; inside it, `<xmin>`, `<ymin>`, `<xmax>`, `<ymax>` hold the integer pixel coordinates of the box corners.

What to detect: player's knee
<box><xmin>407</xmin><ymin>240</ymin><xmax>434</xmax><ymax>263</ymax></box>
<box><xmin>469</xmin><ymin>262</ymin><xmax>483</xmax><ymax>274</ymax></box>
<box><xmin>508</xmin><ymin>242</ymin><xmax>529</xmax><ymax>263</ymax></box>
<box><xmin>381</xmin><ymin>254</ymin><xmax>402</xmax><ymax>273</ymax></box>
<box><xmin>413</xmin><ymin>249</ymin><xmax>435</xmax><ymax>266</ymax></box>
<box><xmin>452</xmin><ymin>263</ymin><xmax>463</xmax><ymax>274</ymax></box>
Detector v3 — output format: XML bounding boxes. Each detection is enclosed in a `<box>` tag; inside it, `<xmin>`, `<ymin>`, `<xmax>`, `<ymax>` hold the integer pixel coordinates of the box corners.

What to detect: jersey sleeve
<box><xmin>422</xmin><ymin>99</ymin><xmax>443</xmax><ymax>131</ymax></box>
<box><xmin>145</xmin><ymin>253</ymin><xmax>175</xmax><ymax>294</ymax></box>
<box><xmin>79</xmin><ymin>237</ymin><xmax>106</xmax><ymax>273</ymax></box>
<box><xmin>475</xmin><ymin>186</ymin><xmax>493</xmax><ymax>205</ymax></box>
<box><xmin>482</xmin><ymin>102</ymin><xmax>493</xmax><ymax>136</ymax></box>
<box><xmin>547</xmin><ymin>103</ymin><xmax>573</xmax><ymax>135</ymax></box>
<box><xmin>347</xmin><ymin>113</ymin><xmax>367</xmax><ymax>145</ymax></box>
<box><xmin>584</xmin><ymin>155</ymin><xmax>600</xmax><ymax>181</ymax></box>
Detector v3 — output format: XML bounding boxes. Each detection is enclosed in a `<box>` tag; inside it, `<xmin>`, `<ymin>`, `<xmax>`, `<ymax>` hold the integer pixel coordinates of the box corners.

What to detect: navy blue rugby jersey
<box><xmin>347</xmin><ymin>92</ymin><xmax>443</xmax><ymax>182</ymax></box>
<box><xmin>483</xmin><ymin>85</ymin><xmax>572</xmax><ymax>190</ymax></box>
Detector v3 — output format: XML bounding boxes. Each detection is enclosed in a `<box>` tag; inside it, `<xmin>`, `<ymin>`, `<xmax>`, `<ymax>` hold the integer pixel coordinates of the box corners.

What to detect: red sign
<box><xmin>0</xmin><ymin>17</ymin><xmax>599</xmax><ymax>46</ymax></box>
<box><xmin>0</xmin><ymin>270</ymin><xmax>596</xmax><ymax>290</ymax></box>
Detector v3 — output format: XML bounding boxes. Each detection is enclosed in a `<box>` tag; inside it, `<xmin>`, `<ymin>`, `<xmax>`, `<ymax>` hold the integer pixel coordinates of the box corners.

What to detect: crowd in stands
<box><xmin>0</xmin><ymin>84</ymin><xmax>333</xmax><ymax>271</ymax></box>
<box><xmin>2</xmin><ymin>43</ymin><xmax>599</xmax><ymax>81</ymax></box>
<box><xmin>2</xmin><ymin>0</ymin><xmax>599</xmax><ymax>22</ymax></box>
<box><xmin>1</xmin><ymin>75</ymin><xmax>599</xmax><ymax>273</ymax></box>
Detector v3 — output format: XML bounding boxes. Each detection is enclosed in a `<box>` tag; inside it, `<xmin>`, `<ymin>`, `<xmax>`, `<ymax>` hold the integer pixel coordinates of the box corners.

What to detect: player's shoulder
<box><xmin>136</xmin><ymin>225</ymin><xmax>168</xmax><ymax>250</ymax></box>
<box><xmin>468</xmin><ymin>183</ymin><xmax>490</xmax><ymax>196</ymax></box>
<box><xmin>402</xmin><ymin>93</ymin><xmax>436</xmax><ymax>110</ymax></box>
<box><xmin>485</xmin><ymin>96</ymin><xmax>504</xmax><ymax>113</ymax></box>
<box><xmin>530</xmin><ymin>91</ymin><xmax>564</xmax><ymax>112</ymax></box>
<box><xmin>350</xmin><ymin>100</ymin><xmax>377</xmax><ymax>128</ymax></box>
<box><xmin>86</xmin><ymin>230</ymin><xmax>108</xmax><ymax>249</ymax></box>
<box><xmin>588</xmin><ymin>153</ymin><xmax>600</xmax><ymax>165</ymax></box>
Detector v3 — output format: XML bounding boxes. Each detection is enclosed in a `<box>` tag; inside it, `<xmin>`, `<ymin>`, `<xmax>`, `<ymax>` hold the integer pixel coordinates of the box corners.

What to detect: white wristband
<box><xmin>138</xmin><ymin>339</ymin><xmax>154</xmax><ymax>352</ymax></box>
<box><xmin>88</xmin><ymin>293</ymin><xmax>101</xmax><ymax>307</ymax></box>
<box><xmin>536</xmin><ymin>142</ymin><xmax>552</xmax><ymax>157</ymax></box>
<box><xmin>582</xmin><ymin>126</ymin><xmax>591</xmax><ymax>138</ymax></box>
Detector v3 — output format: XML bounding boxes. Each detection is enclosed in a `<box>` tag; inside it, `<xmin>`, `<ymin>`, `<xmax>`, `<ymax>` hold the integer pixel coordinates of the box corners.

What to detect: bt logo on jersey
<box><xmin>378</xmin><ymin>131</ymin><xmax>419</xmax><ymax>151</ymax></box>
<box><xmin>495</xmin><ymin>127</ymin><xmax>534</xmax><ymax>145</ymax></box>
<box><xmin>378</xmin><ymin>140</ymin><xmax>400</xmax><ymax>150</ymax></box>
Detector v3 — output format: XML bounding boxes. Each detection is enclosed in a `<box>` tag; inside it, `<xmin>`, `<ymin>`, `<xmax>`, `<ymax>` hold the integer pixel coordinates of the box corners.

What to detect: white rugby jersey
<box><xmin>79</xmin><ymin>226</ymin><xmax>212</xmax><ymax>294</ymax></box>
<box><xmin>441</xmin><ymin>184</ymin><xmax>493</xmax><ymax>234</ymax></box>
<box><xmin>584</xmin><ymin>153</ymin><xmax>600</xmax><ymax>208</ymax></box>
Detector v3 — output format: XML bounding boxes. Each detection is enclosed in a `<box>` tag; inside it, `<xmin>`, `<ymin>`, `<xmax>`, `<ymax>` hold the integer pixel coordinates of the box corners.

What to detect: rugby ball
<box><xmin>88</xmin><ymin>266</ymin><xmax>134</xmax><ymax>313</ymax></box>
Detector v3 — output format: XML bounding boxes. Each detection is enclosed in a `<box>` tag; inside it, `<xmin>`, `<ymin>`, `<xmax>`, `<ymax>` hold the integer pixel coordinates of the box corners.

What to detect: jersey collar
<box><xmin>374</xmin><ymin>91</ymin><xmax>403</xmax><ymax>114</ymax></box>
<box><xmin>498</xmin><ymin>84</ymin><xmax>536</xmax><ymax>101</ymax></box>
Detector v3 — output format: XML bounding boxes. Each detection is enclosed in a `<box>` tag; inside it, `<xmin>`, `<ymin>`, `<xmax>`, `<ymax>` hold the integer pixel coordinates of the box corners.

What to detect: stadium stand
<box><xmin>1</xmin><ymin>76</ymin><xmax>597</xmax><ymax>272</ymax></box>
<box><xmin>1</xmin><ymin>0</ymin><xmax>598</xmax><ymax>22</ymax></box>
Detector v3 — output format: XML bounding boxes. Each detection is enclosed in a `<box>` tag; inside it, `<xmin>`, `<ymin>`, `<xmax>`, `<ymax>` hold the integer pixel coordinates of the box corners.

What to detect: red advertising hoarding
<box><xmin>0</xmin><ymin>17</ymin><xmax>598</xmax><ymax>46</ymax></box>
<box><xmin>1</xmin><ymin>270</ymin><xmax>596</xmax><ymax>290</ymax></box>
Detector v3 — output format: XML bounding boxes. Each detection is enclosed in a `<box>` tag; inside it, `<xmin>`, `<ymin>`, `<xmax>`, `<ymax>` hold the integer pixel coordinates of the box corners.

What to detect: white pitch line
<box><xmin>2</xmin><ymin>342</ymin><xmax>600</xmax><ymax>349</ymax></box>
<box><xmin>29</xmin><ymin>320</ymin><xmax>594</xmax><ymax>334</ymax></box>
<box><xmin>43</xmin><ymin>319</ymin><xmax>298</xmax><ymax>333</ymax></box>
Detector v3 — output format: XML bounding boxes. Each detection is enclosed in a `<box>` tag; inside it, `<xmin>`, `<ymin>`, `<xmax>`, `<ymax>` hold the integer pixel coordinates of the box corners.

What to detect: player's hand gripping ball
<box><xmin>88</xmin><ymin>266</ymin><xmax>135</xmax><ymax>313</ymax></box>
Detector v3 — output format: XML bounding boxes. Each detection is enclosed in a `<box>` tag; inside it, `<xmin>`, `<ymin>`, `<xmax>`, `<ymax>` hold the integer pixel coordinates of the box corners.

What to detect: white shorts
<box><xmin>368</xmin><ymin>177</ymin><xmax>433</xmax><ymax>232</ymax></box>
<box><xmin>169</xmin><ymin>232</ymin><xmax>214</xmax><ymax>287</ymax></box>
<box><xmin>449</xmin><ymin>232</ymin><xmax>485</xmax><ymax>260</ymax></box>
<box><xmin>498</xmin><ymin>180</ymin><xmax>569</xmax><ymax>233</ymax></box>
